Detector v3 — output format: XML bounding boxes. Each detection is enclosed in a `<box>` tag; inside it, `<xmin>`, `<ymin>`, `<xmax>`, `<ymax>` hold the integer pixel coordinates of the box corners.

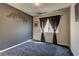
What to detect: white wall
<box><xmin>33</xmin><ymin>8</ymin><xmax>70</xmax><ymax>46</ymax></box>
<box><xmin>0</xmin><ymin>4</ymin><xmax>32</xmax><ymax>50</ymax></box>
<box><xmin>70</xmin><ymin>4</ymin><xmax>79</xmax><ymax>56</ymax></box>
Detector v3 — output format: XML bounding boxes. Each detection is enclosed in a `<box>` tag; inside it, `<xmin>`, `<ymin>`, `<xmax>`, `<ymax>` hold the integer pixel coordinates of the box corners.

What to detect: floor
<box><xmin>0</xmin><ymin>40</ymin><xmax>73</xmax><ymax>56</ymax></box>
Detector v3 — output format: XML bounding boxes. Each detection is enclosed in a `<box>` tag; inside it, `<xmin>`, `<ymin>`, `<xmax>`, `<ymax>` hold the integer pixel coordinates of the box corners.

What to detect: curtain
<box><xmin>49</xmin><ymin>15</ymin><xmax>61</xmax><ymax>44</ymax></box>
<box><xmin>40</xmin><ymin>18</ymin><xmax>47</xmax><ymax>42</ymax></box>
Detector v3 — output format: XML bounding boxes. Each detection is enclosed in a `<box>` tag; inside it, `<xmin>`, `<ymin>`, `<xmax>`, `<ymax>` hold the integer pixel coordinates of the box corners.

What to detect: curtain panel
<box><xmin>49</xmin><ymin>15</ymin><xmax>61</xmax><ymax>44</ymax></box>
<box><xmin>40</xmin><ymin>18</ymin><xmax>47</xmax><ymax>42</ymax></box>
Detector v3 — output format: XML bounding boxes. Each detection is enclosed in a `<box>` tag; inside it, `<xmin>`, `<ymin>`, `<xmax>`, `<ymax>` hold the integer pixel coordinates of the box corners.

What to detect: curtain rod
<box><xmin>40</xmin><ymin>15</ymin><xmax>63</xmax><ymax>19</ymax></box>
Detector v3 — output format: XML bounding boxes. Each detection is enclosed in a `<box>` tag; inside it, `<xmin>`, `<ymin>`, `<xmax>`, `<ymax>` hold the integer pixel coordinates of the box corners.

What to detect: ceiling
<box><xmin>7</xmin><ymin>3</ymin><xmax>72</xmax><ymax>16</ymax></box>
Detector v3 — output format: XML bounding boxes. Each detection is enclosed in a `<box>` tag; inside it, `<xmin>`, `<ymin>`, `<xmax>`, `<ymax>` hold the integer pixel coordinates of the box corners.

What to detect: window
<box><xmin>44</xmin><ymin>18</ymin><xmax>59</xmax><ymax>33</ymax></box>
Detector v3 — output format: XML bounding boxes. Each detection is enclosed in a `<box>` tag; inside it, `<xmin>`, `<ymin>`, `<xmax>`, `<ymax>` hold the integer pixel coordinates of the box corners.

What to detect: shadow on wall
<box><xmin>0</xmin><ymin>3</ymin><xmax>32</xmax><ymax>50</ymax></box>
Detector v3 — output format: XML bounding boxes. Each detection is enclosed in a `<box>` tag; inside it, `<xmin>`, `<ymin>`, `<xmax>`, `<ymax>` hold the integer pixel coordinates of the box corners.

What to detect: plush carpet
<box><xmin>0</xmin><ymin>40</ymin><xmax>72</xmax><ymax>56</ymax></box>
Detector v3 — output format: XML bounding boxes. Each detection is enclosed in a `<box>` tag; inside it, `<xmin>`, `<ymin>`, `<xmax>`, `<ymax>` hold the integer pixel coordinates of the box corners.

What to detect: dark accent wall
<box><xmin>0</xmin><ymin>3</ymin><xmax>32</xmax><ymax>50</ymax></box>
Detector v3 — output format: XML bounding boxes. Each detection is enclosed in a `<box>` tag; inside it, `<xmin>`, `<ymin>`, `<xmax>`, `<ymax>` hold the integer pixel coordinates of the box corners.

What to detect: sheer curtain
<box><xmin>40</xmin><ymin>18</ymin><xmax>47</xmax><ymax>42</ymax></box>
<box><xmin>49</xmin><ymin>15</ymin><xmax>61</xmax><ymax>44</ymax></box>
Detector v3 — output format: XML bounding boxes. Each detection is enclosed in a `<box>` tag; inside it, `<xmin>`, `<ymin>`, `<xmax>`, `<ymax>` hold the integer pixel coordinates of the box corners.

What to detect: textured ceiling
<box><xmin>8</xmin><ymin>3</ymin><xmax>72</xmax><ymax>16</ymax></box>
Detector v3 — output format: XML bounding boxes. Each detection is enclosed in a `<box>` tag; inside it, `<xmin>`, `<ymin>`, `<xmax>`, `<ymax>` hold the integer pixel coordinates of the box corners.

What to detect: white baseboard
<box><xmin>0</xmin><ymin>39</ymin><xmax>31</xmax><ymax>53</ymax></box>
